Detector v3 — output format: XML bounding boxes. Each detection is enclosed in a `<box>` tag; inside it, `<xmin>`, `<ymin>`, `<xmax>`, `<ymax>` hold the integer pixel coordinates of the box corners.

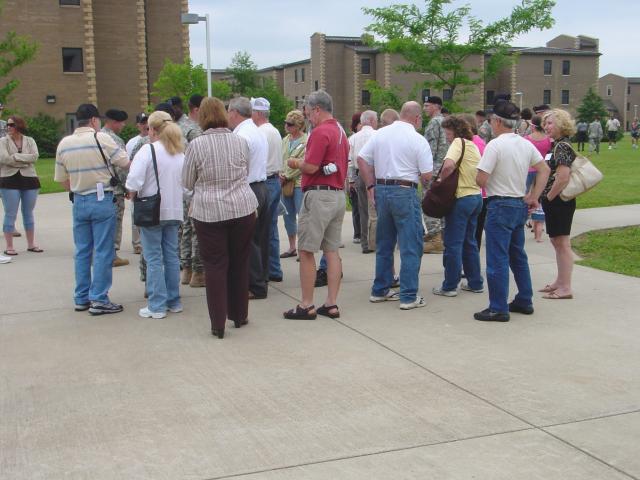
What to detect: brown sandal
<box><xmin>317</xmin><ymin>304</ymin><xmax>340</xmax><ymax>319</ymax></box>
<box><xmin>538</xmin><ymin>284</ymin><xmax>556</xmax><ymax>293</ymax></box>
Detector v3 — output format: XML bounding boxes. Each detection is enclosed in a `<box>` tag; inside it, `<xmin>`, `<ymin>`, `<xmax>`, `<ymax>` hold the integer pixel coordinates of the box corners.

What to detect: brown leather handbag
<box><xmin>422</xmin><ymin>138</ymin><xmax>465</xmax><ymax>218</ymax></box>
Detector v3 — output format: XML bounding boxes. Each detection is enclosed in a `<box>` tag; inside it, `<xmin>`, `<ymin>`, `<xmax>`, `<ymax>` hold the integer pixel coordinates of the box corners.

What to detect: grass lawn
<box><xmin>572</xmin><ymin>225</ymin><xmax>640</xmax><ymax>278</ymax></box>
<box><xmin>37</xmin><ymin>158</ymin><xmax>64</xmax><ymax>194</ymax></box>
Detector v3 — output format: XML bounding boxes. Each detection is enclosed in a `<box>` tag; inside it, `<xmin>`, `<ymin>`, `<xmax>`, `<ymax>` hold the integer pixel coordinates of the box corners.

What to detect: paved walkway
<box><xmin>1</xmin><ymin>193</ymin><xmax>639</xmax><ymax>480</ymax></box>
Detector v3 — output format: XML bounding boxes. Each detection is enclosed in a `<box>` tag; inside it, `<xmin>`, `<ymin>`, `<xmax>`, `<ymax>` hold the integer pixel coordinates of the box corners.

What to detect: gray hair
<box><xmin>380</xmin><ymin>108</ymin><xmax>400</xmax><ymax>126</ymax></box>
<box><xmin>499</xmin><ymin>117</ymin><xmax>518</xmax><ymax>129</ymax></box>
<box><xmin>306</xmin><ymin>90</ymin><xmax>333</xmax><ymax>113</ymax></box>
<box><xmin>360</xmin><ymin>110</ymin><xmax>378</xmax><ymax>126</ymax></box>
<box><xmin>229</xmin><ymin>97</ymin><xmax>252</xmax><ymax>118</ymax></box>
<box><xmin>254</xmin><ymin>110</ymin><xmax>270</xmax><ymax>120</ymax></box>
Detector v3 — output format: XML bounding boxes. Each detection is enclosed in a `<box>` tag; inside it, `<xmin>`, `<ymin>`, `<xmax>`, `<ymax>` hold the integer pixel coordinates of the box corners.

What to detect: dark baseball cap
<box><xmin>533</xmin><ymin>104</ymin><xmax>550</xmax><ymax>114</ymax></box>
<box><xmin>76</xmin><ymin>103</ymin><xmax>101</xmax><ymax>121</ymax></box>
<box><xmin>105</xmin><ymin>109</ymin><xmax>128</xmax><ymax>122</ymax></box>
<box><xmin>167</xmin><ymin>96</ymin><xmax>183</xmax><ymax>107</ymax></box>
<box><xmin>136</xmin><ymin>112</ymin><xmax>148</xmax><ymax>124</ymax></box>
<box><xmin>425</xmin><ymin>95</ymin><xmax>443</xmax><ymax>105</ymax></box>
<box><xmin>493</xmin><ymin>100</ymin><xmax>520</xmax><ymax>120</ymax></box>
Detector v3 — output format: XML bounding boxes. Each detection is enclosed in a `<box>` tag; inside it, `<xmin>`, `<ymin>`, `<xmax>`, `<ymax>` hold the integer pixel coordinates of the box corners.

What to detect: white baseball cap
<box><xmin>250</xmin><ymin>97</ymin><xmax>270</xmax><ymax>111</ymax></box>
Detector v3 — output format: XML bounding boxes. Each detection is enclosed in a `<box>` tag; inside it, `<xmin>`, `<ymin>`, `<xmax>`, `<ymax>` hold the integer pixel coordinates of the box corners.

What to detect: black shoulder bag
<box><xmin>422</xmin><ymin>137</ymin><xmax>465</xmax><ymax>218</ymax></box>
<box><xmin>133</xmin><ymin>144</ymin><xmax>161</xmax><ymax>227</ymax></box>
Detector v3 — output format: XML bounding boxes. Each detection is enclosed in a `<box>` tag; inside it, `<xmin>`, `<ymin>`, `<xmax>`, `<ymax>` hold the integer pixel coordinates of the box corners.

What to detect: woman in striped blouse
<box><xmin>182</xmin><ymin>97</ymin><xmax>258</xmax><ymax>339</ymax></box>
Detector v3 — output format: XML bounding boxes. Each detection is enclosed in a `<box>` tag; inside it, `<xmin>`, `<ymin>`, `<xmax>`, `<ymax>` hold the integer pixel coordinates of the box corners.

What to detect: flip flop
<box><xmin>317</xmin><ymin>304</ymin><xmax>340</xmax><ymax>319</ymax></box>
<box><xmin>27</xmin><ymin>247</ymin><xmax>44</xmax><ymax>253</ymax></box>
<box><xmin>538</xmin><ymin>284</ymin><xmax>556</xmax><ymax>293</ymax></box>
<box><xmin>3</xmin><ymin>249</ymin><xmax>17</xmax><ymax>256</ymax></box>
<box><xmin>542</xmin><ymin>291</ymin><xmax>573</xmax><ymax>300</ymax></box>
<box><xmin>283</xmin><ymin>304</ymin><xmax>317</xmax><ymax>320</ymax></box>
<box><xmin>279</xmin><ymin>249</ymin><xmax>297</xmax><ymax>258</ymax></box>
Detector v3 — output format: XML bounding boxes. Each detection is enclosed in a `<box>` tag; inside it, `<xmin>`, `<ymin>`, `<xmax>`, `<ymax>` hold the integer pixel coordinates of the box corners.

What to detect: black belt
<box><xmin>250</xmin><ymin>180</ymin><xmax>265</xmax><ymax>186</ymax></box>
<box><xmin>487</xmin><ymin>196</ymin><xmax>524</xmax><ymax>201</ymax></box>
<box><xmin>302</xmin><ymin>185</ymin><xmax>342</xmax><ymax>193</ymax></box>
<box><xmin>267</xmin><ymin>173</ymin><xmax>279</xmax><ymax>179</ymax></box>
<box><xmin>376</xmin><ymin>179</ymin><xmax>418</xmax><ymax>188</ymax></box>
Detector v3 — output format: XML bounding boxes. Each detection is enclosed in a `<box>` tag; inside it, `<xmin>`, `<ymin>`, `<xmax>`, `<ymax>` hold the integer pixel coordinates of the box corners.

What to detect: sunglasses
<box><xmin>7</xmin><ymin>123</ymin><xmax>15</xmax><ymax>127</ymax></box>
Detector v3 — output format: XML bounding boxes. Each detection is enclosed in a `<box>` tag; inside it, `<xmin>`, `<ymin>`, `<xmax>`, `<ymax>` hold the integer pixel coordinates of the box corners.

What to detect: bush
<box><xmin>26</xmin><ymin>114</ymin><xmax>63</xmax><ymax>157</ymax></box>
<box><xmin>120</xmin><ymin>124</ymin><xmax>139</xmax><ymax>145</ymax></box>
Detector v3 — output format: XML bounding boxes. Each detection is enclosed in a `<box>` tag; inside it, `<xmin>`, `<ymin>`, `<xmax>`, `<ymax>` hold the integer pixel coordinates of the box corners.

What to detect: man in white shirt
<box><xmin>125</xmin><ymin>113</ymin><xmax>149</xmax><ymax>158</ymax></box>
<box><xmin>475</xmin><ymin>100</ymin><xmax>550</xmax><ymax>322</ymax></box>
<box><xmin>358</xmin><ymin>101</ymin><xmax>433</xmax><ymax>310</ymax></box>
<box><xmin>228</xmin><ymin>96</ymin><xmax>270</xmax><ymax>299</ymax></box>
<box><xmin>252</xmin><ymin>97</ymin><xmax>284</xmax><ymax>283</ymax></box>
<box><xmin>606</xmin><ymin>115</ymin><xmax>621</xmax><ymax>149</ymax></box>
<box><xmin>349</xmin><ymin>110</ymin><xmax>377</xmax><ymax>254</ymax></box>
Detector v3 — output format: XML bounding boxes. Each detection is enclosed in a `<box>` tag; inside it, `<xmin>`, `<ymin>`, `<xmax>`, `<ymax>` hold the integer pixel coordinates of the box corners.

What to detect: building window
<box><xmin>543</xmin><ymin>90</ymin><xmax>551</xmax><ymax>105</ymax></box>
<box><xmin>486</xmin><ymin>90</ymin><xmax>495</xmax><ymax>105</ymax></box>
<box><xmin>627</xmin><ymin>102</ymin><xmax>631</xmax><ymax>111</ymax></box>
<box><xmin>65</xmin><ymin>113</ymin><xmax>78</xmax><ymax>134</ymax></box>
<box><xmin>606</xmin><ymin>85</ymin><xmax>612</xmax><ymax>96</ymax></box>
<box><xmin>543</xmin><ymin>59</ymin><xmax>552</xmax><ymax>75</ymax></box>
<box><xmin>361</xmin><ymin>90</ymin><xmax>371</xmax><ymax>106</ymax></box>
<box><xmin>295</xmin><ymin>96</ymin><xmax>299</xmax><ymax>107</ymax></box>
<box><xmin>561</xmin><ymin>90</ymin><xmax>570</xmax><ymax>105</ymax></box>
<box><xmin>562</xmin><ymin>60</ymin><xmax>570</xmax><ymax>75</ymax></box>
<box><xmin>443</xmin><ymin>89</ymin><xmax>453</xmax><ymax>101</ymax></box>
<box><xmin>628</xmin><ymin>85</ymin><xmax>631</xmax><ymax>95</ymax></box>
<box><xmin>62</xmin><ymin>48</ymin><xmax>83</xmax><ymax>72</ymax></box>
<box><xmin>294</xmin><ymin>69</ymin><xmax>298</xmax><ymax>83</ymax></box>
<box><xmin>301</xmin><ymin>68</ymin><xmax>305</xmax><ymax>82</ymax></box>
<box><xmin>314</xmin><ymin>80</ymin><xmax>319</xmax><ymax>90</ymax></box>
<box><xmin>60</xmin><ymin>0</ymin><xmax>80</xmax><ymax>5</ymax></box>
<box><xmin>361</xmin><ymin>58</ymin><xmax>371</xmax><ymax>75</ymax></box>
<box><xmin>421</xmin><ymin>89</ymin><xmax>431</xmax><ymax>102</ymax></box>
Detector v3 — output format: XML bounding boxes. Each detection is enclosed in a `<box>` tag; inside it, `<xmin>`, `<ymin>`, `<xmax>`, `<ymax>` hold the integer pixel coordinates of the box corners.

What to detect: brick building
<box><xmin>0</xmin><ymin>0</ymin><xmax>189</xmax><ymax>132</ymax></box>
<box><xmin>599</xmin><ymin>74</ymin><xmax>640</xmax><ymax>130</ymax></box>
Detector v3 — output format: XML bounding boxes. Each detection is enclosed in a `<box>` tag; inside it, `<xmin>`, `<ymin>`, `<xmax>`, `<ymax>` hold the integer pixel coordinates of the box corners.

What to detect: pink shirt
<box><xmin>525</xmin><ymin>134</ymin><xmax>552</xmax><ymax>172</ymax></box>
<box><xmin>472</xmin><ymin>135</ymin><xmax>486</xmax><ymax>155</ymax></box>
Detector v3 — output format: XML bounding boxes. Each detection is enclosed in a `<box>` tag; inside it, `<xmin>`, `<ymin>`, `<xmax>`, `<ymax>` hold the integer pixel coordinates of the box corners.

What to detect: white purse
<box><xmin>557</xmin><ymin>144</ymin><xmax>603</xmax><ymax>201</ymax></box>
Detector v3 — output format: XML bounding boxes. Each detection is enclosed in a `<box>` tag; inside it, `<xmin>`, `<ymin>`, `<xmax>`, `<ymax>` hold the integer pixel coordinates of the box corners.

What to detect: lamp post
<box><xmin>181</xmin><ymin>12</ymin><xmax>211</xmax><ymax>97</ymax></box>
<box><xmin>515</xmin><ymin>91</ymin><xmax>523</xmax><ymax>111</ymax></box>
<box><xmin>634</xmin><ymin>104</ymin><xmax>638</xmax><ymax>119</ymax></box>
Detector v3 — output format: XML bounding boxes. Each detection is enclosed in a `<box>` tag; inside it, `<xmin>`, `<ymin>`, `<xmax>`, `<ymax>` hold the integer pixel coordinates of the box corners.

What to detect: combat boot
<box><xmin>189</xmin><ymin>270</ymin><xmax>206</xmax><ymax>288</ymax></box>
<box><xmin>181</xmin><ymin>267</ymin><xmax>192</xmax><ymax>285</ymax></box>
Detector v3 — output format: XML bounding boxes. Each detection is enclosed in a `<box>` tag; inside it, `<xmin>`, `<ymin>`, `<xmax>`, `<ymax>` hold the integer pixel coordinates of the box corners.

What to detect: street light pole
<box><xmin>634</xmin><ymin>104</ymin><xmax>638</xmax><ymax>119</ymax></box>
<box><xmin>515</xmin><ymin>92</ymin><xmax>523</xmax><ymax>111</ymax></box>
<box><xmin>181</xmin><ymin>12</ymin><xmax>212</xmax><ymax>97</ymax></box>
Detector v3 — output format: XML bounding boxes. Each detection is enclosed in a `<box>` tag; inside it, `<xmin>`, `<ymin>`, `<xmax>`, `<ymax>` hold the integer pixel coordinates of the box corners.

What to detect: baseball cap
<box><xmin>76</xmin><ymin>103</ymin><xmax>101</xmax><ymax>121</ymax></box>
<box><xmin>424</xmin><ymin>96</ymin><xmax>442</xmax><ymax>105</ymax></box>
<box><xmin>136</xmin><ymin>112</ymin><xmax>148</xmax><ymax>124</ymax></box>
<box><xmin>251</xmin><ymin>97</ymin><xmax>270</xmax><ymax>111</ymax></box>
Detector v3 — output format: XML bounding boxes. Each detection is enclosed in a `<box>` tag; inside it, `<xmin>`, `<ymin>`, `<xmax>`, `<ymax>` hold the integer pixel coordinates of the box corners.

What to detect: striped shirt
<box><xmin>54</xmin><ymin>127</ymin><xmax>129</xmax><ymax>194</ymax></box>
<box><xmin>182</xmin><ymin>128</ymin><xmax>258</xmax><ymax>223</ymax></box>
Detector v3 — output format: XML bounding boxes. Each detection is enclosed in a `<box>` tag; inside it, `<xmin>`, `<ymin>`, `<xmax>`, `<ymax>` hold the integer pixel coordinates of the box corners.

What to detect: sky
<box><xmin>186</xmin><ymin>0</ymin><xmax>636</xmax><ymax>78</ymax></box>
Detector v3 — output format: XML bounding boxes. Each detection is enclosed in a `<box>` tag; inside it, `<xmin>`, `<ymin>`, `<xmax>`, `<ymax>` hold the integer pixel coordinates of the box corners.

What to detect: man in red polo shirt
<box><xmin>283</xmin><ymin>90</ymin><xmax>349</xmax><ymax>320</ymax></box>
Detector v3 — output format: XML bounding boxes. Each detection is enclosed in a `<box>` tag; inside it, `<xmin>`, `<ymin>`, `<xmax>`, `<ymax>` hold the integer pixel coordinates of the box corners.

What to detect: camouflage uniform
<box><xmin>423</xmin><ymin>113</ymin><xmax>449</xmax><ymax>239</ymax></box>
<box><xmin>0</xmin><ymin>119</ymin><xmax>7</xmax><ymax>138</ymax></box>
<box><xmin>101</xmin><ymin>126</ymin><xmax>127</xmax><ymax>250</ymax></box>
<box><xmin>478</xmin><ymin>119</ymin><xmax>493</xmax><ymax>144</ymax></box>
<box><xmin>177</xmin><ymin>115</ymin><xmax>203</xmax><ymax>274</ymax></box>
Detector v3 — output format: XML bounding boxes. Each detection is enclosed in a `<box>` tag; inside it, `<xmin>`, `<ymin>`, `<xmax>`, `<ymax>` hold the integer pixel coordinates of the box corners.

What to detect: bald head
<box><xmin>380</xmin><ymin>108</ymin><xmax>400</xmax><ymax>127</ymax></box>
<box><xmin>400</xmin><ymin>101</ymin><xmax>422</xmax><ymax>120</ymax></box>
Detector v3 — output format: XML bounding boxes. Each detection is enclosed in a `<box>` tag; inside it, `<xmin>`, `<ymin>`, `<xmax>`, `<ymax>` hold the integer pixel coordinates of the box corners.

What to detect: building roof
<box><xmin>628</xmin><ymin>77</ymin><xmax>640</xmax><ymax>84</ymax></box>
<box><xmin>325</xmin><ymin>35</ymin><xmax>363</xmax><ymax>44</ymax></box>
<box><xmin>345</xmin><ymin>45</ymin><xmax>380</xmax><ymax>54</ymax></box>
<box><xmin>510</xmin><ymin>46</ymin><xmax>601</xmax><ymax>56</ymax></box>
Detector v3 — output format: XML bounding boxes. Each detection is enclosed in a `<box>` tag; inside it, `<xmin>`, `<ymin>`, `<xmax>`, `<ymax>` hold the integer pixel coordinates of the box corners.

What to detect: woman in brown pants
<box><xmin>182</xmin><ymin>97</ymin><xmax>258</xmax><ymax>338</ymax></box>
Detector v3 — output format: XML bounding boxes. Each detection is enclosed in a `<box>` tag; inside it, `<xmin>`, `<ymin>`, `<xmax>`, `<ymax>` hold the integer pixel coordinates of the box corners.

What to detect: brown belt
<box><xmin>376</xmin><ymin>179</ymin><xmax>418</xmax><ymax>188</ymax></box>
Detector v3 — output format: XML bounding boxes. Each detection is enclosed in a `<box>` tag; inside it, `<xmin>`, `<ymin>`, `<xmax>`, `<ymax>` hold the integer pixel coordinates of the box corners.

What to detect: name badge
<box><xmin>97</xmin><ymin>183</ymin><xmax>104</xmax><ymax>201</ymax></box>
<box><xmin>544</xmin><ymin>153</ymin><xmax>552</xmax><ymax>161</ymax></box>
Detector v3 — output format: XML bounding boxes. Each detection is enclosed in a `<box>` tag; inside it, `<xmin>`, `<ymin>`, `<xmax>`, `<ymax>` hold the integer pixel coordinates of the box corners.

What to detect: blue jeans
<box><xmin>442</xmin><ymin>194</ymin><xmax>484</xmax><ymax>291</ymax></box>
<box><xmin>72</xmin><ymin>192</ymin><xmax>116</xmax><ymax>305</ymax></box>
<box><xmin>265</xmin><ymin>176</ymin><xmax>283</xmax><ymax>278</ymax></box>
<box><xmin>139</xmin><ymin>220</ymin><xmax>181</xmax><ymax>313</ymax></box>
<box><xmin>1</xmin><ymin>188</ymin><xmax>39</xmax><ymax>232</ymax></box>
<box><xmin>372</xmin><ymin>185</ymin><xmax>424</xmax><ymax>303</ymax></box>
<box><xmin>484</xmin><ymin>198</ymin><xmax>533</xmax><ymax>313</ymax></box>
<box><xmin>282</xmin><ymin>186</ymin><xmax>303</xmax><ymax>236</ymax></box>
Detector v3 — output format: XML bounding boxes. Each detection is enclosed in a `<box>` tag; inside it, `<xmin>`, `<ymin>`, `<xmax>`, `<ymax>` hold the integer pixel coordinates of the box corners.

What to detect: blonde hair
<box><xmin>148</xmin><ymin>111</ymin><xmax>184</xmax><ymax>155</ymax></box>
<box><xmin>543</xmin><ymin>109</ymin><xmax>576</xmax><ymax>138</ymax></box>
<box><xmin>285</xmin><ymin>110</ymin><xmax>305</xmax><ymax>131</ymax></box>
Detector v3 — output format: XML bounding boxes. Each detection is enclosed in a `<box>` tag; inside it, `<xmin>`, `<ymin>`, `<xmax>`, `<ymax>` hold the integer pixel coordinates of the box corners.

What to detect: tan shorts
<box><xmin>298</xmin><ymin>189</ymin><xmax>346</xmax><ymax>252</ymax></box>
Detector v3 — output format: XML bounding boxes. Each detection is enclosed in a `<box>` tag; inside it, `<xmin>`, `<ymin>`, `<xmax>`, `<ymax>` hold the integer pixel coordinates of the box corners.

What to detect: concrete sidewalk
<box><xmin>1</xmin><ymin>193</ymin><xmax>639</xmax><ymax>480</ymax></box>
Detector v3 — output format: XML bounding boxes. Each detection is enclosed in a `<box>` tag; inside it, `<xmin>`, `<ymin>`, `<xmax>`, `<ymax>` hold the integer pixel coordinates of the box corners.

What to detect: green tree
<box><xmin>227</xmin><ymin>51</ymin><xmax>258</xmax><ymax>95</ymax></box>
<box><xmin>364</xmin><ymin>80</ymin><xmax>403</xmax><ymax>113</ymax></box>
<box><xmin>151</xmin><ymin>57</ymin><xmax>207</xmax><ymax>104</ymax></box>
<box><xmin>212</xmin><ymin>80</ymin><xmax>232</xmax><ymax>100</ymax></box>
<box><xmin>576</xmin><ymin>87</ymin><xmax>607</xmax><ymax>123</ymax></box>
<box><xmin>363</xmin><ymin>0</ymin><xmax>555</xmax><ymax>108</ymax></box>
<box><xmin>248</xmin><ymin>78</ymin><xmax>294</xmax><ymax>136</ymax></box>
<box><xmin>25</xmin><ymin>114</ymin><xmax>62</xmax><ymax>157</ymax></box>
<box><xmin>0</xmin><ymin>1</ymin><xmax>39</xmax><ymax>105</ymax></box>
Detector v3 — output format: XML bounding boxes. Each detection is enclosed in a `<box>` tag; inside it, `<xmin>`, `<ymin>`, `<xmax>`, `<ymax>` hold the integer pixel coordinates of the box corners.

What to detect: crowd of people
<box><xmin>0</xmin><ymin>86</ymin><xmax>619</xmax><ymax>334</ymax></box>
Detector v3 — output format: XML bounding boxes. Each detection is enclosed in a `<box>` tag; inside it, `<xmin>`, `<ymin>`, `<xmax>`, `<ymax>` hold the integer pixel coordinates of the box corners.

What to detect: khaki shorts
<box><xmin>298</xmin><ymin>189</ymin><xmax>346</xmax><ymax>252</ymax></box>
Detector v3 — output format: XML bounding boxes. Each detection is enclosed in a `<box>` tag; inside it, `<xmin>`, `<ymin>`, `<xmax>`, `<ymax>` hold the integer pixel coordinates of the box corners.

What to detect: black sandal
<box><xmin>317</xmin><ymin>304</ymin><xmax>340</xmax><ymax>319</ymax></box>
<box><xmin>283</xmin><ymin>304</ymin><xmax>317</xmax><ymax>320</ymax></box>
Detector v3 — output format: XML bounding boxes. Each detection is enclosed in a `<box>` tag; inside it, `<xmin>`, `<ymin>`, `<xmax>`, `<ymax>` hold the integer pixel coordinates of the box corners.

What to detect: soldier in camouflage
<box><xmin>101</xmin><ymin>109</ymin><xmax>130</xmax><ymax>267</ymax></box>
<box><xmin>168</xmin><ymin>96</ymin><xmax>204</xmax><ymax>287</ymax></box>
<box><xmin>476</xmin><ymin>110</ymin><xmax>493</xmax><ymax>144</ymax></box>
<box><xmin>422</xmin><ymin>96</ymin><xmax>449</xmax><ymax>253</ymax></box>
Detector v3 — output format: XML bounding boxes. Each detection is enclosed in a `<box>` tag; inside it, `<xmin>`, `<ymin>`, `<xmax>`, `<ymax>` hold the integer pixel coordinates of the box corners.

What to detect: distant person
<box><xmin>358</xmin><ymin>101</ymin><xmax>433</xmax><ymax>310</ymax></box>
<box><xmin>168</xmin><ymin>96</ymin><xmax>201</xmax><ymax>143</ymax></box>
<box><xmin>55</xmin><ymin>104</ymin><xmax>130</xmax><ymax>315</ymax></box>
<box><xmin>462</xmin><ymin>113</ymin><xmax>488</xmax><ymax>248</ymax></box>
<box><xmin>524</xmin><ymin>115</ymin><xmax>552</xmax><ymax>241</ymax></box>
<box><xmin>0</xmin><ymin>116</ymin><xmax>42</xmax><ymax>255</ymax></box>
<box><xmin>476</xmin><ymin>110</ymin><xmax>492</xmax><ymax>144</ymax></box>
<box><xmin>631</xmin><ymin>118</ymin><xmax>640</xmax><ymax>149</ymax></box>
<box><xmin>347</xmin><ymin>112</ymin><xmax>362</xmax><ymax>244</ymax></box>
<box><xmin>251</xmin><ymin>97</ymin><xmax>284</xmax><ymax>283</ymax></box>
<box><xmin>575</xmin><ymin>119</ymin><xmax>588</xmax><ymax>152</ymax></box>
<box><xmin>126</xmin><ymin>111</ymin><xmax>185</xmax><ymax>319</ymax></box>
<box><xmin>606</xmin><ymin>115</ymin><xmax>621</xmax><ymax>149</ymax></box>
<box><xmin>101</xmin><ymin>108</ymin><xmax>130</xmax><ymax>267</ymax></box>
<box><xmin>516</xmin><ymin>108</ymin><xmax>533</xmax><ymax>136</ymax></box>
<box><xmin>588</xmin><ymin>116</ymin><xmax>603</xmax><ymax>154</ymax></box>
<box><xmin>125</xmin><ymin>112</ymin><xmax>149</xmax><ymax>255</ymax></box>
<box><xmin>474</xmin><ymin>100</ymin><xmax>549</xmax><ymax>322</ymax></box>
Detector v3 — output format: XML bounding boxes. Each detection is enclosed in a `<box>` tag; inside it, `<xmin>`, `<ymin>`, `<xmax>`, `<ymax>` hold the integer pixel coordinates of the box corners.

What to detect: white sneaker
<box><xmin>461</xmin><ymin>283</ymin><xmax>484</xmax><ymax>293</ymax></box>
<box><xmin>0</xmin><ymin>254</ymin><xmax>12</xmax><ymax>264</ymax></box>
<box><xmin>168</xmin><ymin>305</ymin><xmax>183</xmax><ymax>313</ymax></box>
<box><xmin>432</xmin><ymin>287</ymin><xmax>457</xmax><ymax>297</ymax></box>
<box><xmin>139</xmin><ymin>306</ymin><xmax>167</xmax><ymax>319</ymax></box>
<box><xmin>369</xmin><ymin>290</ymin><xmax>400</xmax><ymax>302</ymax></box>
<box><xmin>400</xmin><ymin>296</ymin><xmax>427</xmax><ymax>310</ymax></box>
